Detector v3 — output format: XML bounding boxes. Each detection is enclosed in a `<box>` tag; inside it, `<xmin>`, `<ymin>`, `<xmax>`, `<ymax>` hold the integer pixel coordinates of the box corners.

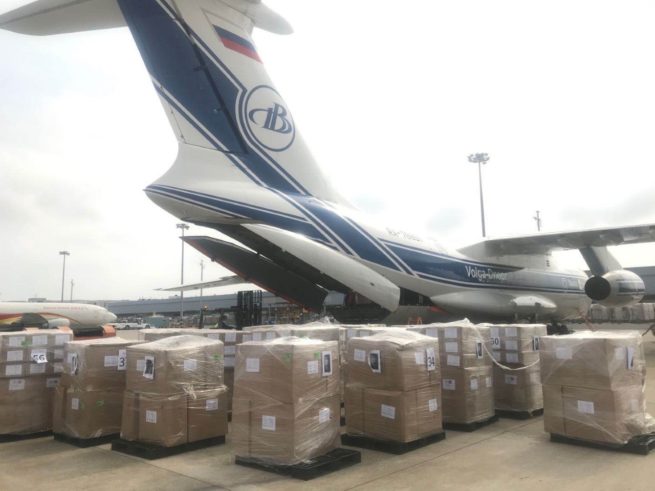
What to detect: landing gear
<box><xmin>547</xmin><ymin>322</ymin><xmax>572</xmax><ymax>335</ymax></box>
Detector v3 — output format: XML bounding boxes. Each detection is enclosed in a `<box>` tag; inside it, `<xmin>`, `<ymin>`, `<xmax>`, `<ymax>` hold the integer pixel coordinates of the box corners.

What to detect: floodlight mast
<box><xmin>468</xmin><ymin>153</ymin><xmax>490</xmax><ymax>237</ymax></box>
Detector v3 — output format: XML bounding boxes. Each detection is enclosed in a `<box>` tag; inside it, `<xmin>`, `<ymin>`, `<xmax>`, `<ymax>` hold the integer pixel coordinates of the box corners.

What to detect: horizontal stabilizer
<box><xmin>243</xmin><ymin>224</ymin><xmax>401</xmax><ymax>312</ymax></box>
<box><xmin>156</xmin><ymin>275</ymin><xmax>245</xmax><ymax>292</ymax></box>
<box><xmin>183</xmin><ymin>235</ymin><xmax>328</xmax><ymax>311</ymax></box>
<box><xmin>460</xmin><ymin>223</ymin><xmax>655</xmax><ymax>258</ymax></box>
<box><xmin>0</xmin><ymin>0</ymin><xmax>126</xmax><ymax>35</ymax></box>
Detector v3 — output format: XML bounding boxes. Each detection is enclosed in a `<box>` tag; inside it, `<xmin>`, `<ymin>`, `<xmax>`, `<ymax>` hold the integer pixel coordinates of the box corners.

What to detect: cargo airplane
<box><xmin>0</xmin><ymin>302</ymin><xmax>117</xmax><ymax>330</ymax></box>
<box><xmin>3</xmin><ymin>0</ymin><xmax>655</xmax><ymax>328</ymax></box>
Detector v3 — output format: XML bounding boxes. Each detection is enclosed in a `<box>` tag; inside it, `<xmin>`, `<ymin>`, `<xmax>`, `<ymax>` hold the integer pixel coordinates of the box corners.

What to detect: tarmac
<box><xmin>0</xmin><ymin>325</ymin><xmax>653</xmax><ymax>491</ymax></box>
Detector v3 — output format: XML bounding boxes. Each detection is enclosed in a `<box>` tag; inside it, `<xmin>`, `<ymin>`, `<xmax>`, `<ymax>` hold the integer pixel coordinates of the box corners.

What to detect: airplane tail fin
<box><xmin>1</xmin><ymin>0</ymin><xmax>345</xmax><ymax>204</ymax></box>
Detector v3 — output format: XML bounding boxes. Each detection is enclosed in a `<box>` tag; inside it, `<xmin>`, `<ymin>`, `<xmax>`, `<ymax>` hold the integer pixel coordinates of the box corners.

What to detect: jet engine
<box><xmin>584</xmin><ymin>270</ymin><xmax>645</xmax><ymax>307</ymax></box>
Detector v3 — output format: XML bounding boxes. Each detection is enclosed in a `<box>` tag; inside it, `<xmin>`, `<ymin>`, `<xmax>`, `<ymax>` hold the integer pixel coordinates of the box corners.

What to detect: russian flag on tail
<box><xmin>214</xmin><ymin>26</ymin><xmax>261</xmax><ymax>63</ymax></box>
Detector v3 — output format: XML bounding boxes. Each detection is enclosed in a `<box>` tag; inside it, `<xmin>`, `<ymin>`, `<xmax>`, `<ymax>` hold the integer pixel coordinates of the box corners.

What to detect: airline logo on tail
<box><xmin>245</xmin><ymin>85</ymin><xmax>295</xmax><ymax>151</ymax></box>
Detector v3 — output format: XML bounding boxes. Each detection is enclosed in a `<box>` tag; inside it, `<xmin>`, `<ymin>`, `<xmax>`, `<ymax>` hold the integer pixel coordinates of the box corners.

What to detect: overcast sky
<box><xmin>1</xmin><ymin>0</ymin><xmax>655</xmax><ymax>302</ymax></box>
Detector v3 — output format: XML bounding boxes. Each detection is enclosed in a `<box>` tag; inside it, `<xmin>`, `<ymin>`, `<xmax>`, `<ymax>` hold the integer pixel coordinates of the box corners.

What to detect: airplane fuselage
<box><xmin>0</xmin><ymin>302</ymin><xmax>117</xmax><ymax>327</ymax></box>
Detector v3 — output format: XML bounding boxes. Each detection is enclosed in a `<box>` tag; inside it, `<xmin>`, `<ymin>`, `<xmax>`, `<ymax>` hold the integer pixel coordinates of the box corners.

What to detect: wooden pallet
<box><xmin>0</xmin><ymin>431</ymin><xmax>52</xmax><ymax>443</ymax></box>
<box><xmin>341</xmin><ymin>431</ymin><xmax>446</xmax><ymax>455</ymax></box>
<box><xmin>112</xmin><ymin>436</ymin><xmax>225</xmax><ymax>460</ymax></box>
<box><xmin>550</xmin><ymin>433</ymin><xmax>655</xmax><ymax>456</ymax></box>
<box><xmin>443</xmin><ymin>414</ymin><xmax>499</xmax><ymax>432</ymax></box>
<box><xmin>53</xmin><ymin>432</ymin><xmax>117</xmax><ymax>448</ymax></box>
<box><xmin>496</xmin><ymin>408</ymin><xmax>544</xmax><ymax>420</ymax></box>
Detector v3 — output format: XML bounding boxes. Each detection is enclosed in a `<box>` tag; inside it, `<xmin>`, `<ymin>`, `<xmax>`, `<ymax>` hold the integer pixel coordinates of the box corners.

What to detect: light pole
<box><xmin>70</xmin><ymin>279</ymin><xmax>74</xmax><ymax>302</ymax></box>
<box><xmin>59</xmin><ymin>251</ymin><xmax>70</xmax><ymax>302</ymax></box>
<box><xmin>467</xmin><ymin>153</ymin><xmax>490</xmax><ymax>237</ymax></box>
<box><xmin>176</xmin><ymin>223</ymin><xmax>190</xmax><ymax>319</ymax></box>
<box><xmin>533</xmin><ymin>210</ymin><xmax>542</xmax><ymax>231</ymax></box>
<box><xmin>199</xmin><ymin>260</ymin><xmax>205</xmax><ymax>298</ymax></box>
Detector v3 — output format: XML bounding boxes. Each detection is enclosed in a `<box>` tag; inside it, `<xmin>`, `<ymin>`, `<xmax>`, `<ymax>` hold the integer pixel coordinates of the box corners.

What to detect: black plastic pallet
<box><xmin>111</xmin><ymin>436</ymin><xmax>225</xmax><ymax>460</ymax></box>
<box><xmin>443</xmin><ymin>414</ymin><xmax>499</xmax><ymax>432</ymax></box>
<box><xmin>550</xmin><ymin>433</ymin><xmax>655</xmax><ymax>455</ymax></box>
<box><xmin>496</xmin><ymin>408</ymin><xmax>544</xmax><ymax>420</ymax></box>
<box><xmin>341</xmin><ymin>431</ymin><xmax>446</xmax><ymax>455</ymax></box>
<box><xmin>235</xmin><ymin>447</ymin><xmax>361</xmax><ymax>481</ymax></box>
<box><xmin>53</xmin><ymin>432</ymin><xmax>117</xmax><ymax>448</ymax></box>
<box><xmin>0</xmin><ymin>431</ymin><xmax>52</xmax><ymax>443</ymax></box>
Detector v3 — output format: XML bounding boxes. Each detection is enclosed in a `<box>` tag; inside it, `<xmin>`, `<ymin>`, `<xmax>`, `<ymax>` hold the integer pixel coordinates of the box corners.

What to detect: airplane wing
<box><xmin>458</xmin><ymin>223</ymin><xmax>655</xmax><ymax>257</ymax></box>
<box><xmin>155</xmin><ymin>276</ymin><xmax>246</xmax><ymax>293</ymax></box>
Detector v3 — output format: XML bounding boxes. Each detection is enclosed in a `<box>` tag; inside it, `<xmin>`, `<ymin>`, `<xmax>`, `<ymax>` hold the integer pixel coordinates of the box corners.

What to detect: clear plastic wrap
<box><xmin>345</xmin><ymin>330</ymin><xmax>440</xmax><ymax>391</ymax></box>
<box><xmin>0</xmin><ymin>330</ymin><xmax>71</xmax><ymax>435</ymax></box>
<box><xmin>488</xmin><ymin>323</ymin><xmax>546</xmax><ymax>366</ymax></box>
<box><xmin>61</xmin><ymin>337</ymin><xmax>134</xmax><ymax>390</ymax></box>
<box><xmin>345</xmin><ymin>384</ymin><xmax>442</xmax><ymax>442</ymax></box>
<box><xmin>441</xmin><ymin>366</ymin><xmax>495</xmax><ymax>423</ymax></box>
<box><xmin>232</xmin><ymin>337</ymin><xmax>341</xmax><ymax>464</ymax></box>
<box><xmin>493</xmin><ymin>363</ymin><xmax>542</xmax><ymax>412</ymax></box>
<box><xmin>121</xmin><ymin>335</ymin><xmax>228</xmax><ymax>446</ymax></box>
<box><xmin>540</xmin><ymin>330</ymin><xmax>654</xmax><ymax>444</ymax></box>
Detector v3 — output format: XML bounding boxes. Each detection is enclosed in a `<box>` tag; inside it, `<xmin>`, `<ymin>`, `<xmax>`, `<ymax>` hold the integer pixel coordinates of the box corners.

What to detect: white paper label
<box><xmin>71</xmin><ymin>398</ymin><xmax>80</xmax><ymax>410</ymax></box>
<box><xmin>136</xmin><ymin>359</ymin><xmax>146</xmax><ymax>372</ymax></box>
<box><xmin>445</xmin><ymin>342</ymin><xmax>459</xmax><ymax>353</ymax></box>
<box><xmin>630</xmin><ymin>399</ymin><xmax>640</xmax><ymax>413</ymax></box>
<box><xmin>505</xmin><ymin>353</ymin><xmax>520</xmax><ymax>364</ymax></box>
<box><xmin>262</xmin><ymin>415</ymin><xmax>276</xmax><ymax>431</ymax></box>
<box><xmin>145</xmin><ymin>410</ymin><xmax>157</xmax><ymax>424</ymax></box>
<box><xmin>444</xmin><ymin>327</ymin><xmax>458</xmax><ymax>339</ymax></box>
<box><xmin>381</xmin><ymin>404</ymin><xmax>396</xmax><ymax>420</ymax></box>
<box><xmin>184</xmin><ymin>359</ymin><xmax>198</xmax><ymax>372</ymax></box>
<box><xmin>54</xmin><ymin>363</ymin><xmax>64</xmax><ymax>374</ymax></box>
<box><xmin>6</xmin><ymin>365</ymin><xmax>22</xmax><ymax>377</ymax></box>
<box><xmin>118</xmin><ymin>350</ymin><xmax>127</xmax><ymax>371</ymax></box>
<box><xmin>347</xmin><ymin>328</ymin><xmax>355</xmax><ymax>339</ymax></box>
<box><xmin>46</xmin><ymin>378</ymin><xmax>59</xmax><ymax>388</ymax></box>
<box><xmin>32</xmin><ymin>335</ymin><xmax>48</xmax><ymax>347</ymax></box>
<box><xmin>252</xmin><ymin>332</ymin><xmax>263</xmax><ymax>341</ymax></box>
<box><xmin>104</xmin><ymin>355</ymin><xmax>119</xmax><ymax>368</ymax></box>
<box><xmin>486</xmin><ymin>376</ymin><xmax>493</xmax><ymax>388</ymax></box>
<box><xmin>70</xmin><ymin>353</ymin><xmax>79</xmax><ymax>375</ymax></box>
<box><xmin>225</xmin><ymin>332</ymin><xmax>237</xmax><ymax>343</ymax></box>
<box><xmin>490</xmin><ymin>336</ymin><xmax>501</xmax><ymax>349</ymax></box>
<box><xmin>30</xmin><ymin>364</ymin><xmax>46</xmax><ymax>375</ymax></box>
<box><xmin>242</xmin><ymin>334</ymin><xmax>252</xmax><ymax>342</ymax></box>
<box><xmin>532</xmin><ymin>337</ymin><xmax>541</xmax><ymax>351</ymax></box>
<box><xmin>322</xmin><ymin>351</ymin><xmax>333</xmax><ymax>376</ymax></box>
<box><xmin>627</xmin><ymin>346</ymin><xmax>635</xmax><ymax>370</ymax></box>
<box><xmin>446</xmin><ymin>355</ymin><xmax>460</xmax><ymax>367</ymax></box>
<box><xmin>504</xmin><ymin>327</ymin><xmax>518</xmax><ymax>338</ymax></box>
<box><xmin>369</xmin><ymin>350</ymin><xmax>382</xmax><ymax>373</ymax></box>
<box><xmin>9</xmin><ymin>379</ymin><xmax>25</xmax><ymax>391</ymax></box>
<box><xmin>7</xmin><ymin>351</ymin><xmax>23</xmax><ymax>362</ymax></box>
<box><xmin>55</xmin><ymin>334</ymin><xmax>70</xmax><ymax>346</ymax></box>
<box><xmin>9</xmin><ymin>336</ymin><xmax>26</xmax><ymax>347</ymax></box>
<box><xmin>490</xmin><ymin>327</ymin><xmax>499</xmax><ymax>338</ymax></box>
<box><xmin>443</xmin><ymin>379</ymin><xmax>456</xmax><ymax>391</ymax></box>
<box><xmin>54</xmin><ymin>349</ymin><xmax>64</xmax><ymax>360</ymax></box>
<box><xmin>224</xmin><ymin>346</ymin><xmax>236</xmax><ymax>355</ymax></box>
<box><xmin>143</xmin><ymin>356</ymin><xmax>155</xmax><ymax>379</ymax></box>
<box><xmin>307</xmin><ymin>360</ymin><xmax>319</xmax><ymax>375</ymax></box>
<box><xmin>505</xmin><ymin>340</ymin><xmax>519</xmax><ymax>351</ymax></box>
<box><xmin>555</xmin><ymin>347</ymin><xmax>573</xmax><ymax>360</ymax></box>
<box><xmin>207</xmin><ymin>333</ymin><xmax>220</xmax><ymax>340</ymax></box>
<box><xmin>414</xmin><ymin>351</ymin><xmax>425</xmax><ymax>365</ymax></box>
<box><xmin>505</xmin><ymin>375</ymin><xmax>518</xmax><ymax>385</ymax></box>
<box><xmin>577</xmin><ymin>400</ymin><xmax>595</xmax><ymax>415</ymax></box>
<box><xmin>206</xmin><ymin>399</ymin><xmax>219</xmax><ymax>411</ymax></box>
<box><xmin>426</xmin><ymin>347</ymin><xmax>436</xmax><ymax>372</ymax></box>
<box><xmin>425</xmin><ymin>327</ymin><xmax>438</xmax><ymax>338</ymax></box>
<box><xmin>319</xmin><ymin>407</ymin><xmax>331</xmax><ymax>424</ymax></box>
<box><xmin>470</xmin><ymin>378</ymin><xmax>479</xmax><ymax>391</ymax></box>
<box><xmin>353</xmin><ymin>349</ymin><xmax>366</xmax><ymax>362</ymax></box>
<box><xmin>264</xmin><ymin>331</ymin><xmax>275</xmax><ymax>340</ymax></box>
<box><xmin>246</xmin><ymin>358</ymin><xmax>260</xmax><ymax>373</ymax></box>
<box><xmin>428</xmin><ymin>398</ymin><xmax>438</xmax><ymax>412</ymax></box>
<box><xmin>530</xmin><ymin>372</ymin><xmax>541</xmax><ymax>384</ymax></box>
<box><xmin>225</xmin><ymin>356</ymin><xmax>235</xmax><ymax>368</ymax></box>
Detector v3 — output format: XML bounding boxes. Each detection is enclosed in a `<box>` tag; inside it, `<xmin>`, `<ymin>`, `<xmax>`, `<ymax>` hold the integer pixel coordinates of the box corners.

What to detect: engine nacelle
<box><xmin>584</xmin><ymin>270</ymin><xmax>645</xmax><ymax>307</ymax></box>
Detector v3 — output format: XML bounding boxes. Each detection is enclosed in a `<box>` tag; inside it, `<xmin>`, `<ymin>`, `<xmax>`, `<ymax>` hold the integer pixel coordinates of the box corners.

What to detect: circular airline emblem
<box><xmin>244</xmin><ymin>85</ymin><xmax>295</xmax><ymax>152</ymax></box>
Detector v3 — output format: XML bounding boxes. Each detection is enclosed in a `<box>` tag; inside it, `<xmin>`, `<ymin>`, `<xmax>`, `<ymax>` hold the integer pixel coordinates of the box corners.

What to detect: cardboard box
<box><xmin>137</xmin><ymin>392</ymin><xmax>188</xmax><ymax>447</ymax></box>
<box><xmin>0</xmin><ymin>361</ymin><xmax>58</xmax><ymax>378</ymax></box>
<box><xmin>224</xmin><ymin>367</ymin><xmax>234</xmax><ymax>412</ymax></box>
<box><xmin>441</xmin><ymin>366</ymin><xmax>495</xmax><ymax>424</ymax></box>
<box><xmin>543</xmin><ymin>384</ymin><xmax>649</xmax><ymax>444</ymax></box>
<box><xmin>187</xmin><ymin>387</ymin><xmax>228</xmax><ymax>442</ymax></box>
<box><xmin>437</xmin><ymin>324</ymin><xmax>490</xmax><ymax>354</ymax></box>
<box><xmin>539</xmin><ymin>331</ymin><xmax>646</xmax><ymax>389</ymax></box>
<box><xmin>126</xmin><ymin>335</ymin><xmax>223</xmax><ymax>393</ymax></box>
<box><xmin>54</xmin><ymin>387</ymin><xmax>124</xmax><ymax>439</ymax></box>
<box><xmin>345</xmin><ymin>384</ymin><xmax>442</xmax><ymax>442</ymax></box>
<box><xmin>346</xmin><ymin>331</ymin><xmax>439</xmax><ymax>391</ymax></box>
<box><xmin>493</xmin><ymin>363</ymin><xmax>543</xmax><ymax>412</ymax></box>
<box><xmin>61</xmin><ymin>337</ymin><xmax>134</xmax><ymax>390</ymax></box>
<box><xmin>0</xmin><ymin>330</ymin><xmax>71</xmax><ymax>351</ymax></box>
<box><xmin>0</xmin><ymin>376</ymin><xmax>59</xmax><ymax>435</ymax></box>
<box><xmin>235</xmin><ymin>338</ymin><xmax>339</xmax><ymax>403</ymax></box>
<box><xmin>231</xmin><ymin>393</ymin><xmax>340</xmax><ymax>464</ymax></box>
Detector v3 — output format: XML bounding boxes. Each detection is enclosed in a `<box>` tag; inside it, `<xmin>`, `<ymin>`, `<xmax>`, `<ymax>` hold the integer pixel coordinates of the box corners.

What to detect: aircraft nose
<box><xmin>104</xmin><ymin>312</ymin><xmax>117</xmax><ymax>323</ymax></box>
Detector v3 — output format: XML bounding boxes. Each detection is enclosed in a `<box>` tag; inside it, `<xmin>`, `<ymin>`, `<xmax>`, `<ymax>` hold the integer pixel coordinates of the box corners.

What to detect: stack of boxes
<box><xmin>436</xmin><ymin>323</ymin><xmax>495</xmax><ymax>425</ymax></box>
<box><xmin>232</xmin><ymin>337</ymin><xmax>341</xmax><ymax>464</ymax></box>
<box><xmin>120</xmin><ymin>335</ymin><xmax>227</xmax><ymax>447</ymax></box>
<box><xmin>490</xmin><ymin>324</ymin><xmax>546</xmax><ymax>413</ymax></box>
<box><xmin>0</xmin><ymin>330</ymin><xmax>71</xmax><ymax>435</ymax></box>
<box><xmin>54</xmin><ymin>337</ymin><xmax>135</xmax><ymax>439</ymax></box>
<box><xmin>345</xmin><ymin>330</ymin><xmax>442</xmax><ymax>443</ymax></box>
<box><xmin>541</xmin><ymin>330</ymin><xmax>653</xmax><ymax>445</ymax></box>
